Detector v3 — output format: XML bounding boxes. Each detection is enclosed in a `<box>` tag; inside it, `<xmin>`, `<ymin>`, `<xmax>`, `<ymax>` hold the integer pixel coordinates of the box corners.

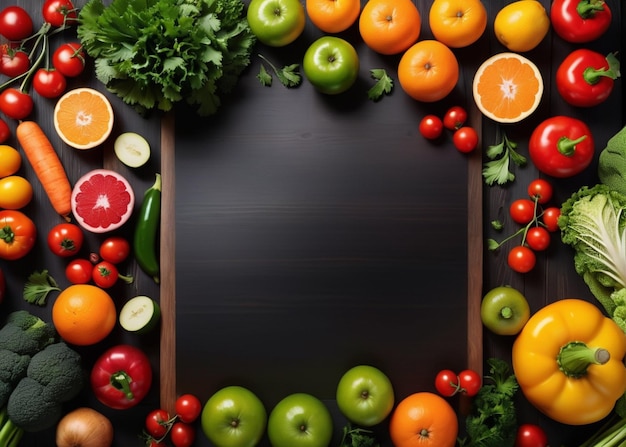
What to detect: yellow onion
<box><xmin>56</xmin><ymin>407</ymin><xmax>114</xmax><ymax>447</ymax></box>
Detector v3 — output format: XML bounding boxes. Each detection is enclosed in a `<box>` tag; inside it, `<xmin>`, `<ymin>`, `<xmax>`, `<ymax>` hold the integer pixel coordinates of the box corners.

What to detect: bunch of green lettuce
<box><xmin>599</xmin><ymin>125</ymin><xmax>626</xmax><ymax>196</ymax></box>
<box><xmin>559</xmin><ymin>184</ymin><xmax>626</xmax><ymax>331</ymax></box>
<box><xmin>77</xmin><ymin>0</ymin><xmax>256</xmax><ymax>116</ymax></box>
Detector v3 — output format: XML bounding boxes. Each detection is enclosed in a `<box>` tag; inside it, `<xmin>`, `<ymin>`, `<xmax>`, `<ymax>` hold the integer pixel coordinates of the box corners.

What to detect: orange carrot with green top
<box><xmin>16</xmin><ymin>121</ymin><xmax>72</xmax><ymax>220</ymax></box>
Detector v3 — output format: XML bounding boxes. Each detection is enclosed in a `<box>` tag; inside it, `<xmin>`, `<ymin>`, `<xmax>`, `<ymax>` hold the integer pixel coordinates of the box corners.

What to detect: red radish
<box><xmin>71</xmin><ymin>169</ymin><xmax>134</xmax><ymax>233</ymax></box>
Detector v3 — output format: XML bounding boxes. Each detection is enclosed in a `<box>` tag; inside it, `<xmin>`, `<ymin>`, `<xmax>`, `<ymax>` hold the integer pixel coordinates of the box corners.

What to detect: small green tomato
<box><xmin>480</xmin><ymin>285</ymin><xmax>530</xmax><ymax>335</ymax></box>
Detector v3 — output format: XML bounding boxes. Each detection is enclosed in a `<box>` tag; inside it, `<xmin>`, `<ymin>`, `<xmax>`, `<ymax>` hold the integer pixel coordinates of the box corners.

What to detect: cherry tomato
<box><xmin>434</xmin><ymin>369</ymin><xmax>459</xmax><ymax>397</ymax></box>
<box><xmin>0</xmin><ymin>88</ymin><xmax>33</xmax><ymax>120</ymax></box>
<box><xmin>509</xmin><ymin>199</ymin><xmax>536</xmax><ymax>224</ymax></box>
<box><xmin>99</xmin><ymin>236</ymin><xmax>131</xmax><ymax>264</ymax></box>
<box><xmin>65</xmin><ymin>258</ymin><xmax>93</xmax><ymax>284</ymax></box>
<box><xmin>458</xmin><ymin>369</ymin><xmax>481</xmax><ymax>396</ymax></box>
<box><xmin>508</xmin><ymin>245</ymin><xmax>536</xmax><ymax>273</ymax></box>
<box><xmin>145</xmin><ymin>408</ymin><xmax>170</xmax><ymax>439</ymax></box>
<box><xmin>419</xmin><ymin>114</ymin><xmax>444</xmax><ymax>140</ymax></box>
<box><xmin>527</xmin><ymin>179</ymin><xmax>553</xmax><ymax>205</ymax></box>
<box><xmin>542</xmin><ymin>207</ymin><xmax>561</xmax><ymax>232</ymax></box>
<box><xmin>515</xmin><ymin>423</ymin><xmax>548</xmax><ymax>447</ymax></box>
<box><xmin>47</xmin><ymin>222</ymin><xmax>84</xmax><ymax>257</ymax></box>
<box><xmin>175</xmin><ymin>394</ymin><xmax>202</xmax><ymax>423</ymax></box>
<box><xmin>33</xmin><ymin>68</ymin><xmax>67</xmax><ymax>99</ymax></box>
<box><xmin>453</xmin><ymin>126</ymin><xmax>478</xmax><ymax>153</ymax></box>
<box><xmin>0</xmin><ymin>6</ymin><xmax>33</xmax><ymax>41</ymax></box>
<box><xmin>0</xmin><ymin>49</ymin><xmax>30</xmax><ymax>78</ymax></box>
<box><xmin>525</xmin><ymin>226</ymin><xmax>550</xmax><ymax>251</ymax></box>
<box><xmin>443</xmin><ymin>106</ymin><xmax>467</xmax><ymax>130</ymax></box>
<box><xmin>92</xmin><ymin>261</ymin><xmax>121</xmax><ymax>289</ymax></box>
<box><xmin>42</xmin><ymin>0</ymin><xmax>77</xmax><ymax>27</ymax></box>
<box><xmin>52</xmin><ymin>42</ymin><xmax>85</xmax><ymax>77</ymax></box>
<box><xmin>0</xmin><ymin>118</ymin><xmax>9</xmax><ymax>143</ymax></box>
<box><xmin>170</xmin><ymin>422</ymin><xmax>195</xmax><ymax>447</ymax></box>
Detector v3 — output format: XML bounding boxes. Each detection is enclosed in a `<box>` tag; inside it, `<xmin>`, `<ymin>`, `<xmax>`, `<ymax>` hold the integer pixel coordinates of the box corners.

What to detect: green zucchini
<box><xmin>134</xmin><ymin>173</ymin><xmax>161</xmax><ymax>283</ymax></box>
<box><xmin>119</xmin><ymin>295</ymin><xmax>161</xmax><ymax>334</ymax></box>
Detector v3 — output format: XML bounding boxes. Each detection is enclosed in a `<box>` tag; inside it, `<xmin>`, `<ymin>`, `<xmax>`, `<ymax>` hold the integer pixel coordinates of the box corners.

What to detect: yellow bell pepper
<box><xmin>512</xmin><ymin>298</ymin><xmax>626</xmax><ymax>425</ymax></box>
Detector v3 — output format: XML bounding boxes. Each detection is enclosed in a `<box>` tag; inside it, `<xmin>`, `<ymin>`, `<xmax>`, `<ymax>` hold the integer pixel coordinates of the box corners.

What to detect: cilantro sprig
<box><xmin>482</xmin><ymin>133</ymin><xmax>526</xmax><ymax>186</ymax></box>
<box><xmin>257</xmin><ymin>54</ymin><xmax>302</xmax><ymax>88</ymax></box>
<box><xmin>367</xmin><ymin>69</ymin><xmax>393</xmax><ymax>101</ymax></box>
<box><xmin>23</xmin><ymin>270</ymin><xmax>60</xmax><ymax>306</ymax></box>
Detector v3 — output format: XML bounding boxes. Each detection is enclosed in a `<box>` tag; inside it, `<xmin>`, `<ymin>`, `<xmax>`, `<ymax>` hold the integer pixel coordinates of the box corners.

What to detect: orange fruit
<box><xmin>306</xmin><ymin>0</ymin><xmax>361</xmax><ymax>33</ymax></box>
<box><xmin>398</xmin><ymin>39</ymin><xmax>459</xmax><ymax>102</ymax></box>
<box><xmin>429</xmin><ymin>0</ymin><xmax>487</xmax><ymax>48</ymax></box>
<box><xmin>52</xmin><ymin>284</ymin><xmax>117</xmax><ymax>346</ymax></box>
<box><xmin>359</xmin><ymin>0</ymin><xmax>421</xmax><ymax>55</ymax></box>
<box><xmin>389</xmin><ymin>392</ymin><xmax>458</xmax><ymax>447</ymax></box>
<box><xmin>472</xmin><ymin>52</ymin><xmax>543</xmax><ymax>123</ymax></box>
<box><xmin>53</xmin><ymin>87</ymin><xmax>114</xmax><ymax>150</ymax></box>
<box><xmin>0</xmin><ymin>145</ymin><xmax>21</xmax><ymax>178</ymax></box>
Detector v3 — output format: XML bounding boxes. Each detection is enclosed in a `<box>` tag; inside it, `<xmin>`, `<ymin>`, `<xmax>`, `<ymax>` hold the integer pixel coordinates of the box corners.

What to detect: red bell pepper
<box><xmin>90</xmin><ymin>344</ymin><xmax>153</xmax><ymax>410</ymax></box>
<box><xmin>550</xmin><ymin>0</ymin><xmax>612</xmax><ymax>43</ymax></box>
<box><xmin>528</xmin><ymin>116</ymin><xmax>595</xmax><ymax>178</ymax></box>
<box><xmin>556</xmin><ymin>49</ymin><xmax>620</xmax><ymax>107</ymax></box>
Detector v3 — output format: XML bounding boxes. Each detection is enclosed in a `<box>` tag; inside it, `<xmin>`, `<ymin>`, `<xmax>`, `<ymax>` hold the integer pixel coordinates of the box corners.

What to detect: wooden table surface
<box><xmin>1</xmin><ymin>0</ymin><xmax>624</xmax><ymax>446</ymax></box>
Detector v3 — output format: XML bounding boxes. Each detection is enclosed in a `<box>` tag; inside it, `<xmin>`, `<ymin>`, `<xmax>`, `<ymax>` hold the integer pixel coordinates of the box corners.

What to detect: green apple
<box><xmin>302</xmin><ymin>36</ymin><xmax>360</xmax><ymax>95</ymax></box>
<box><xmin>246</xmin><ymin>0</ymin><xmax>305</xmax><ymax>47</ymax></box>
<box><xmin>201</xmin><ymin>385</ymin><xmax>267</xmax><ymax>447</ymax></box>
<box><xmin>267</xmin><ymin>393</ymin><xmax>333</xmax><ymax>447</ymax></box>
<box><xmin>336</xmin><ymin>365</ymin><xmax>395</xmax><ymax>427</ymax></box>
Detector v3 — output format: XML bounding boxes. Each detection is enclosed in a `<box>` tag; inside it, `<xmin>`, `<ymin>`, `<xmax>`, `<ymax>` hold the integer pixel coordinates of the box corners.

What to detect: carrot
<box><xmin>16</xmin><ymin>121</ymin><xmax>72</xmax><ymax>220</ymax></box>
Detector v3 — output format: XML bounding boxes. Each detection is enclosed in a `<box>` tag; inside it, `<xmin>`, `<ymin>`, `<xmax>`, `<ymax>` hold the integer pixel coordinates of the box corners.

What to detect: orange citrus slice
<box><xmin>53</xmin><ymin>87</ymin><xmax>114</xmax><ymax>150</ymax></box>
<box><xmin>472</xmin><ymin>52</ymin><xmax>543</xmax><ymax>124</ymax></box>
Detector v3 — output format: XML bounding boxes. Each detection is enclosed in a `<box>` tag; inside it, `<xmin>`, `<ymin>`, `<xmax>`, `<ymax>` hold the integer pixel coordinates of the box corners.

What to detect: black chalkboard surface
<box><xmin>173</xmin><ymin>15</ymin><xmax>479</xmax><ymax>444</ymax></box>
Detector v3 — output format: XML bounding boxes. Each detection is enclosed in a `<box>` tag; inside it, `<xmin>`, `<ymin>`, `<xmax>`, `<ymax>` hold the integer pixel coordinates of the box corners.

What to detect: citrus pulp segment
<box><xmin>53</xmin><ymin>87</ymin><xmax>114</xmax><ymax>149</ymax></box>
<box><xmin>472</xmin><ymin>52</ymin><xmax>543</xmax><ymax>124</ymax></box>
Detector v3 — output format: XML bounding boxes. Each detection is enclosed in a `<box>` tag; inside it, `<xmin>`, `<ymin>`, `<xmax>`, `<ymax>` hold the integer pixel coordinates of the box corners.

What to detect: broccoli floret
<box><xmin>0</xmin><ymin>311</ymin><xmax>56</xmax><ymax>356</ymax></box>
<box><xmin>27</xmin><ymin>342</ymin><xmax>84</xmax><ymax>402</ymax></box>
<box><xmin>0</xmin><ymin>381</ymin><xmax>11</xmax><ymax>411</ymax></box>
<box><xmin>6</xmin><ymin>377</ymin><xmax>62</xmax><ymax>432</ymax></box>
<box><xmin>0</xmin><ymin>349</ymin><xmax>30</xmax><ymax>408</ymax></box>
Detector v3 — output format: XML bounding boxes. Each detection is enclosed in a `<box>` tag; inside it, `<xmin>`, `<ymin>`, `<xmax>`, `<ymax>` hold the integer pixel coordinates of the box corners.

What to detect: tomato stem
<box><xmin>110</xmin><ymin>371</ymin><xmax>135</xmax><ymax>400</ymax></box>
<box><xmin>557</xmin><ymin>135</ymin><xmax>587</xmax><ymax>157</ymax></box>
<box><xmin>500</xmin><ymin>306</ymin><xmax>513</xmax><ymax>319</ymax></box>
<box><xmin>577</xmin><ymin>0</ymin><xmax>607</xmax><ymax>19</ymax></box>
<box><xmin>557</xmin><ymin>341</ymin><xmax>610</xmax><ymax>378</ymax></box>
<box><xmin>582</xmin><ymin>52</ymin><xmax>620</xmax><ymax>85</ymax></box>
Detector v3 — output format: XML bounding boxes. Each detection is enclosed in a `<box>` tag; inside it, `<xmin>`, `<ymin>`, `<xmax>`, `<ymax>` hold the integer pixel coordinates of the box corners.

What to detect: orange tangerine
<box><xmin>359</xmin><ymin>0</ymin><xmax>421</xmax><ymax>55</ymax></box>
<box><xmin>306</xmin><ymin>0</ymin><xmax>361</xmax><ymax>33</ymax></box>
<box><xmin>52</xmin><ymin>284</ymin><xmax>116</xmax><ymax>346</ymax></box>
<box><xmin>53</xmin><ymin>88</ymin><xmax>114</xmax><ymax>150</ymax></box>
<box><xmin>0</xmin><ymin>145</ymin><xmax>21</xmax><ymax>178</ymax></box>
<box><xmin>472</xmin><ymin>52</ymin><xmax>543</xmax><ymax>124</ymax></box>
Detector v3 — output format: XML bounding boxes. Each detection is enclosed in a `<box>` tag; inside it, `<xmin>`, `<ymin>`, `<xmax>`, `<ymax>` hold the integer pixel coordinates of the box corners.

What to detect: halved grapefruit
<box><xmin>71</xmin><ymin>169</ymin><xmax>134</xmax><ymax>233</ymax></box>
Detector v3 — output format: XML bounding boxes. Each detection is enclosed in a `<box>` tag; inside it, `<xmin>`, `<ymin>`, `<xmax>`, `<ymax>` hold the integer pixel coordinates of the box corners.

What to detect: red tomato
<box><xmin>515</xmin><ymin>423</ymin><xmax>548</xmax><ymax>447</ymax></box>
<box><xmin>175</xmin><ymin>394</ymin><xmax>202</xmax><ymax>423</ymax></box>
<box><xmin>458</xmin><ymin>369</ymin><xmax>481</xmax><ymax>396</ymax></box>
<box><xmin>65</xmin><ymin>258</ymin><xmax>93</xmax><ymax>284</ymax></box>
<box><xmin>47</xmin><ymin>222</ymin><xmax>84</xmax><ymax>257</ymax></box>
<box><xmin>453</xmin><ymin>127</ymin><xmax>478</xmax><ymax>153</ymax></box>
<box><xmin>0</xmin><ymin>118</ymin><xmax>9</xmax><ymax>143</ymax></box>
<box><xmin>0</xmin><ymin>49</ymin><xmax>30</xmax><ymax>78</ymax></box>
<box><xmin>52</xmin><ymin>43</ymin><xmax>85</xmax><ymax>77</ymax></box>
<box><xmin>0</xmin><ymin>210</ymin><xmax>36</xmax><ymax>260</ymax></box>
<box><xmin>99</xmin><ymin>236</ymin><xmax>130</xmax><ymax>264</ymax></box>
<box><xmin>542</xmin><ymin>207</ymin><xmax>561</xmax><ymax>232</ymax></box>
<box><xmin>529</xmin><ymin>116</ymin><xmax>594</xmax><ymax>178</ymax></box>
<box><xmin>525</xmin><ymin>227</ymin><xmax>551</xmax><ymax>251</ymax></box>
<box><xmin>145</xmin><ymin>409</ymin><xmax>170</xmax><ymax>439</ymax></box>
<box><xmin>443</xmin><ymin>106</ymin><xmax>467</xmax><ymax>130</ymax></box>
<box><xmin>434</xmin><ymin>369</ymin><xmax>459</xmax><ymax>397</ymax></box>
<box><xmin>419</xmin><ymin>115</ymin><xmax>444</xmax><ymax>140</ymax></box>
<box><xmin>0</xmin><ymin>6</ymin><xmax>33</xmax><ymax>41</ymax></box>
<box><xmin>527</xmin><ymin>178</ymin><xmax>553</xmax><ymax>204</ymax></box>
<box><xmin>550</xmin><ymin>0</ymin><xmax>611</xmax><ymax>43</ymax></box>
<box><xmin>508</xmin><ymin>246</ymin><xmax>536</xmax><ymax>273</ymax></box>
<box><xmin>42</xmin><ymin>0</ymin><xmax>77</xmax><ymax>27</ymax></box>
<box><xmin>33</xmin><ymin>68</ymin><xmax>67</xmax><ymax>99</ymax></box>
<box><xmin>509</xmin><ymin>199</ymin><xmax>536</xmax><ymax>224</ymax></box>
<box><xmin>556</xmin><ymin>49</ymin><xmax>618</xmax><ymax>107</ymax></box>
<box><xmin>0</xmin><ymin>88</ymin><xmax>33</xmax><ymax>120</ymax></box>
<box><xmin>170</xmin><ymin>422</ymin><xmax>195</xmax><ymax>447</ymax></box>
<box><xmin>92</xmin><ymin>261</ymin><xmax>121</xmax><ymax>289</ymax></box>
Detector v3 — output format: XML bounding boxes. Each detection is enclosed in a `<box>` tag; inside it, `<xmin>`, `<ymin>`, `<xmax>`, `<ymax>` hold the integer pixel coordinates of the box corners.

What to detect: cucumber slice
<box><xmin>119</xmin><ymin>295</ymin><xmax>160</xmax><ymax>334</ymax></box>
<box><xmin>114</xmin><ymin>132</ymin><xmax>151</xmax><ymax>168</ymax></box>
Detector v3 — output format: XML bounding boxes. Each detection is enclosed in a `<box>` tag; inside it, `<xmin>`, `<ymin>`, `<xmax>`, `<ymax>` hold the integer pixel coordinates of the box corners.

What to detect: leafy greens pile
<box><xmin>77</xmin><ymin>0</ymin><xmax>256</xmax><ymax>116</ymax></box>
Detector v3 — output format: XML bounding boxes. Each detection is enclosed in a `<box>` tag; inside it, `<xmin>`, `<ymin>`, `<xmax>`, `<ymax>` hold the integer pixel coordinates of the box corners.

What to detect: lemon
<box><xmin>494</xmin><ymin>0</ymin><xmax>550</xmax><ymax>52</ymax></box>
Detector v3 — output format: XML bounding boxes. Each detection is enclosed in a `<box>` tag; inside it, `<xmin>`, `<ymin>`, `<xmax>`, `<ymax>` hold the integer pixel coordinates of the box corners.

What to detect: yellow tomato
<box><xmin>429</xmin><ymin>0</ymin><xmax>487</xmax><ymax>48</ymax></box>
<box><xmin>494</xmin><ymin>0</ymin><xmax>550</xmax><ymax>52</ymax></box>
<box><xmin>0</xmin><ymin>176</ymin><xmax>33</xmax><ymax>210</ymax></box>
<box><xmin>0</xmin><ymin>145</ymin><xmax>21</xmax><ymax>178</ymax></box>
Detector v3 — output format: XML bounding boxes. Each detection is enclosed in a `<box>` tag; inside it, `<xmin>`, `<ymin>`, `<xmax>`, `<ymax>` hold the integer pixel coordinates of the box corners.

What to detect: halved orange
<box><xmin>53</xmin><ymin>87</ymin><xmax>114</xmax><ymax>150</ymax></box>
<box><xmin>472</xmin><ymin>52</ymin><xmax>543</xmax><ymax>124</ymax></box>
